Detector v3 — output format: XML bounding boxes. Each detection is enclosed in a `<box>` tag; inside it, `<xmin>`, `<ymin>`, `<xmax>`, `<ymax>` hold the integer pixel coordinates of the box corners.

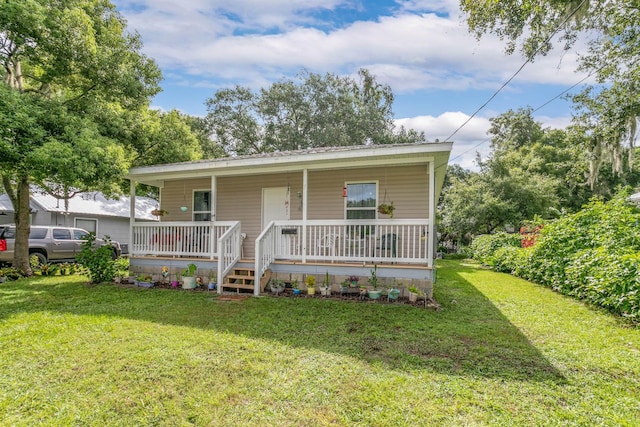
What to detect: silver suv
<box><xmin>0</xmin><ymin>225</ymin><xmax>121</xmax><ymax>265</ymax></box>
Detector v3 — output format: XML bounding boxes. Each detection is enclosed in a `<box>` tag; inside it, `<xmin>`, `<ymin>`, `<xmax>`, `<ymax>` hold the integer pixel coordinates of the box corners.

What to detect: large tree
<box><xmin>204</xmin><ymin>69</ymin><xmax>423</xmax><ymax>155</ymax></box>
<box><xmin>0</xmin><ymin>0</ymin><xmax>161</xmax><ymax>273</ymax></box>
<box><xmin>460</xmin><ymin>0</ymin><xmax>640</xmax><ymax>186</ymax></box>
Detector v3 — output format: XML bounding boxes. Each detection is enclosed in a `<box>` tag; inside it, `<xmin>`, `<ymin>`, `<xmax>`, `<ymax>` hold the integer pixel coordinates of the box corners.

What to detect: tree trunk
<box><xmin>13</xmin><ymin>176</ymin><xmax>33</xmax><ymax>275</ymax></box>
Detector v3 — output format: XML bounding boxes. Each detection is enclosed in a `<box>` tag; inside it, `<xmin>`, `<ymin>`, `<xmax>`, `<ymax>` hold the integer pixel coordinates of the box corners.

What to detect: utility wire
<box><xmin>442</xmin><ymin>0</ymin><xmax>588</xmax><ymax>143</ymax></box>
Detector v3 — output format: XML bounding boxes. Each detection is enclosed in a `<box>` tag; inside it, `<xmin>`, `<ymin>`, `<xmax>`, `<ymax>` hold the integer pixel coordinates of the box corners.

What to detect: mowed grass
<box><xmin>0</xmin><ymin>260</ymin><xmax>638</xmax><ymax>426</ymax></box>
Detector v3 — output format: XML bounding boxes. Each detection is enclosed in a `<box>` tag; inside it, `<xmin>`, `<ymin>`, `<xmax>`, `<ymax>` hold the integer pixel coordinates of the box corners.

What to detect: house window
<box><xmin>345</xmin><ymin>182</ymin><xmax>377</xmax><ymax>220</ymax></box>
<box><xmin>193</xmin><ymin>190</ymin><xmax>211</xmax><ymax>221</ymax></box>
<box><xmin>75</xmin><ymin>218</ymin><xmax>97</xmax><ymax>234</ymax></box>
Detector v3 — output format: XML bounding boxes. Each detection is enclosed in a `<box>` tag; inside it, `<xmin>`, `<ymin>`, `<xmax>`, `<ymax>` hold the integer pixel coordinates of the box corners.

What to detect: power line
<box><xmin>442</xmin><ymin>0</ymin><xmax>588</xmax><ymax>143</ymax></box>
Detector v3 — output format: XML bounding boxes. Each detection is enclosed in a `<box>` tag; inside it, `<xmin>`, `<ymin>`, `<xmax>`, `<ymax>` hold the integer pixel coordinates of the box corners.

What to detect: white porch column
<box><xmin>129</xmin><ymin>179</ymin><xmax>136</xmax><ymax>254</ymax></box>
<box><xmin>210</xmin><ymin>175</ymin><xmax>217</xmax><ymax>260</ymax></box>
<box><xmin>427</xmin><ymin>160</ymin><xmax>435</xmax><ymax>267</ymax></box>
<box><xmin>302</xmin><ymin>168</ymin><xmax>308</xmax><ymax>263</ymax></box>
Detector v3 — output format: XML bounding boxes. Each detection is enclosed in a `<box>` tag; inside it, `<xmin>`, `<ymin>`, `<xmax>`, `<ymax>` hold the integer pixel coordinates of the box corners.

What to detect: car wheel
<box><xmin>30</xmin><ymin>252</ymin><xmax>48</xmax><ymax>266</ymax></box>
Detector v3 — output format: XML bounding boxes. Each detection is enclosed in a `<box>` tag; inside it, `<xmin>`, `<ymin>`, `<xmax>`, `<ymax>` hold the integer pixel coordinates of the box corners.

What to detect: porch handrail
<box><xmin>254</xmin><ymin>221</ymin><xmax>277</xmax><ymax>290</ymax></box>
<box><xmin>217</xmin><ymin>221</ymin><xmax>242</xmax><ymax>294</ymax></box>
<box><xmin>130</xmin><ymin>221</ymin><xmax>238</xmax><ymax>258</ymax></box>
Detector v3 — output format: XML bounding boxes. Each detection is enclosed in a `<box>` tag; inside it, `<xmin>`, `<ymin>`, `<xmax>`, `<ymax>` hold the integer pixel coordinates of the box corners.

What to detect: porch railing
<box><xmin>130</xmin><ymin>221</ymin><xmax>238</xmax><ymax>258</ymax></box>
<box><xmin>255</xmin><ymin>219</ymin><xmax>430</xmax><ymax>277</ymax></box>
<box><xmin>217</xmin><ymin>222</ymin><xmax>242</xmax><ymax>293</ymax></box>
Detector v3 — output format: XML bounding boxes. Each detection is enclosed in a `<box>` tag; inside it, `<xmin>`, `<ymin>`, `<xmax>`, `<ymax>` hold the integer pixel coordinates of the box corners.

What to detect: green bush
<box><xmin>76</xmin><ymin>233</ymin><xmax>117</xmax><ymax>284</ymax></box>
<box><xmin>471</xmin><ymin>232</ymin><xmax>521</xmax><ymax>266</ymax></box>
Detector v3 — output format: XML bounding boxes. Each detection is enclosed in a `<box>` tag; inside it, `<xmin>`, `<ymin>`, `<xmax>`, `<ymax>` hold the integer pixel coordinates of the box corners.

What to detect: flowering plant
<box><xmin>348</xmin><ymin>275</ymin><xmax>359</xmax><ymax>283</ymax></box>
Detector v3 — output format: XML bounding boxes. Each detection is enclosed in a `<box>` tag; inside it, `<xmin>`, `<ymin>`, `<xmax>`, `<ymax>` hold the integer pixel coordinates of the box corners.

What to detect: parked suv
<box><xmin>0</xmin><ymin>225</ymin><xmax>121</xmax><ymax>265</ymax></box>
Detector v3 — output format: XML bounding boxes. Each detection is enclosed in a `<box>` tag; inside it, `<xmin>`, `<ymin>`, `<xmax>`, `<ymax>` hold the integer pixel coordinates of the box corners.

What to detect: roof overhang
<box><xmin>128</xmin><ymin>143</ymin><xmax>453</xmax><ymax>186</ymax></box>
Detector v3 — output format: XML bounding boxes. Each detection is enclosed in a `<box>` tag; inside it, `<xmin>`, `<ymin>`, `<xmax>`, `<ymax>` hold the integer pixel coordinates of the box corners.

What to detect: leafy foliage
<box><xmin>76</xmin><ymin>233</ymin><xmax>117</xmax><ymax>284</ymax></box>
<box><xmin>204</xmin><ymin>69</ymin><xmax>423</xmax><ymax>155</ymax></box>
<box><xmin>470</xmin><ymin>232</ymin><xmax>521</xmax><ymax>266</ymax></box>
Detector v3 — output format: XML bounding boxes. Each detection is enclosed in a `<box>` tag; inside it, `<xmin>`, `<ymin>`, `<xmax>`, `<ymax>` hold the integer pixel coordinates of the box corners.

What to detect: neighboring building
<box><xmin>0</xmin><ymin>189</ymin><xmax>159</xmax><ymax>249</ymax></box>
<box><xmin>126</xmin><ymin>142</ymin><xmax>453</xmax><ymax>296</ymax></box>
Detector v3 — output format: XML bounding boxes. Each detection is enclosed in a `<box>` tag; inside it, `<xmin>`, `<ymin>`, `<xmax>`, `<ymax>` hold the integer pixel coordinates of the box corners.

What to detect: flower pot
<box><xmin>409</xmin><ymin>291</ymin><xmax>418</xmax><ymax>302</ymax></box>
<box><xmin>320</xmin><ymin>286</ymin><xmax>331</xmax><ymax>296</ymax></box>
<box><xmin>388</xmin><ymin>288</ymin><xmax>400</xmax><ymax>301</ymax></box>
<box><xmin>307</xmin><ymin>287</ymin><xmax>316</xmax><ymax>295</ymax></box>
<box><xmin>182</xmin><ymin>276</ymin><xmax>197</xmax><ymax>289</ymax></box>
<box><xmin>135</xmin><ymin>280</ymin><xmax>154</xmax><ymax>288</ymax></box>
<box><xmin>350</xmin><ymin>281</ymin><xmax>358</xmax><ymax>288</ymax></box>
<box><xmin>368</xmin><ymin>289</ymin><xmax>382</xmax><ymax>300</ymax></box>
<box><xmin>293</xmin><ymin>288</ymin><xmax>301</xmax><ymax>295</ymax></box>
<box><xmin>270</xmin><ymin>284</ymin><xmax>285</xmax><ymax>294</ymax></box>
<box><xmin>171</xmin><ymin>280</ymin><xmax>179</xmax><ymax>288</ymax></box>
<box><xmin>208</xmin><ymin>282</ymin><xmax>217</xmax><ymax>291</ymax></box>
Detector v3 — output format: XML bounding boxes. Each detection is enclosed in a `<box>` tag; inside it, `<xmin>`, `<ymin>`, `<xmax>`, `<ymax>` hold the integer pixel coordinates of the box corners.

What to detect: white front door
<box><xmin>262</xmin><ymin>187</ymin><xmax>291</xmax><ymax>256</ymax></box>
<box><xmin>262</xmin><ymin>187</ymin><xmax>290</xmax><ymax>228</ymax></box>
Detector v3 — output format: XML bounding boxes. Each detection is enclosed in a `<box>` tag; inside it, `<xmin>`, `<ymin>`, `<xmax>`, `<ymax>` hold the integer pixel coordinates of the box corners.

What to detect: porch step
<box><xmin>221</xmin><ymin>267</ymin><xmax>271</xmax><ymax>294</ymax></box>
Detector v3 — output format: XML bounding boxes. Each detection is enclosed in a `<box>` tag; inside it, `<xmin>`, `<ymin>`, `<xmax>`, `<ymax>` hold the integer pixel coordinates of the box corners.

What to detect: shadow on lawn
<box><xmin>0</xmin><ymin>265</ymin><xmax>565</xmax><ymax>383</ymax></box>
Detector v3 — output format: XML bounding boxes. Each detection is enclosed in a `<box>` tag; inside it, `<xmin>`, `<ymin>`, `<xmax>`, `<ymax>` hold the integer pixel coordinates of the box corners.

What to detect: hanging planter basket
<box><xmin>377</xmin><ymin>202</ymin><xmax>395</xmax><ymax>218</ymax></box>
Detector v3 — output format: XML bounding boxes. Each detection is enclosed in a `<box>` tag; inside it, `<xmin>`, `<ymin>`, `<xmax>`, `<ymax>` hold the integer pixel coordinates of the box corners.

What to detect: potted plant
<box><xmin>181</xmin><ymin>263</ymin><xmax>198</xmax><ymax>289</ymax></box>
<box><xmin>408</xmin><ymin>285</ymin><xmax>422</xmax><ymax>302</ymax></box>
<box><xmin>387</xmin><ymin>279</ymin><xmax>401</xmax><ymax>301</ymax></box>
<box><xmin>377</xmin><ymin>202</ymin><xmax>395</xmax><ymax>218</ymax></box>
<box><xmin>135</xmin><ymin>274</ymin><xmax>154</xmax><ymax>288</ymax></box>
<box><xmin>339</xmin><ymin>279</ymin><xmax>350</xmax><ymax>294</ymax></box>
<box><xmin>305</xmin><ymin>275</ymin><xmax>316</xmax><ymax>295</ymax></box>
<box><xmin>348</xmin><ymin>275</ymin><xmax>359</xmax><ymax>287</ymax></box>
<box><xmin>171</xmin><ymin>272</ymin><xmax>180</xmax><ymax>288</ymax></box>
<box><xmin>367</xmin><ymin>265</ymin><xmax>382</xmax><ymax>300</ymax></box>
<box><xmin>292</xmin><ymin>279</ymin><xmax>301</xmax><ymax>295</ymax></box>
<box><xmin>269</xmin><ymin>278</ymin><xmax>285</xmax><ymax>294</ymax></box>
<box><xmin>319</xmin><ymin>271</ymin><xmax>331</xmax><ymax>296</ymax></box>
<box><xmin>208</xmin><ymin>272</ymin><xmax>217</xmax><ymax>290</ymax></box>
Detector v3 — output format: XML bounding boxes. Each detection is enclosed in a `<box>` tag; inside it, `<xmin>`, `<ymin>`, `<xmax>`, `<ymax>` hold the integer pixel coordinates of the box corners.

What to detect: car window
<box><xmin>1</xmin><ymin>228</ymin><xmax>15</xmax><ymax>239</ymax></box>
<box><xmin>73</xmin><ymin>229</ymin><xmax>89</xmax><ymax>240</ymax></box>
<box><xmin>29</xmin><ymin>228</ymin><xmax>47</xmax><ymax>239</ymax></box>
<box><xmin>52</xmin><ymin>228</ymin><xmax>71</xmax><ymax>240</ymax></box>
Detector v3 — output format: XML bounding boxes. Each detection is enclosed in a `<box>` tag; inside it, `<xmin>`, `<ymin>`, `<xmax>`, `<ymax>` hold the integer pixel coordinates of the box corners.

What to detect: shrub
<box><xmin>76</xmin><ymin>233</ymin><xmax>117</xmax><ymax>284</ymax></box>
<box><xmin>471</xmin><ymin>232</ymin><xmax>521</xmax><ymax>266</ymax></box>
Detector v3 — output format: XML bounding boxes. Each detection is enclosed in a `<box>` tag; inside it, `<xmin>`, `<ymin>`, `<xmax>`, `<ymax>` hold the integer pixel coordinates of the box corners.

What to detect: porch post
<box><xmin>210</xmin><ymin>175</ymin><xmax>217</xmax><ymax>260</ymax></box>
<box><xmin>302</xmin><ymin>169</ymin><xmax>308</xmax><ymax>263</ymax></box>
<box><xmin>129</xmin><ymin>179</ymin><xmax>136</xmax><ymax>255</ymax></box>
<box><xmin>427</xmin><ymin>160</ymin><xmax>435</xmax><ymax>267</ymax></box>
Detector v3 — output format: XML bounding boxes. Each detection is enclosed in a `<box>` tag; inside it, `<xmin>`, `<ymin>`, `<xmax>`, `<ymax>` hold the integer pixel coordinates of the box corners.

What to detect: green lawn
<box><xmin>1</xmin><ymin>260</ymin><xmax>638</xmax><ymax>426</ymax></box>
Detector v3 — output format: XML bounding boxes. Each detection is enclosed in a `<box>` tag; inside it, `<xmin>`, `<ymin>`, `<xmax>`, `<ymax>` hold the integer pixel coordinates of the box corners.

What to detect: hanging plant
<box><xmin>151</xmin><ymin>208</ymin><xmax>168</xmax><ymax>217</ymax></box>
<box><xmin>377</xmin><ymin>202</ymin><xmax>395</xmax><ymax>218</ymax></box>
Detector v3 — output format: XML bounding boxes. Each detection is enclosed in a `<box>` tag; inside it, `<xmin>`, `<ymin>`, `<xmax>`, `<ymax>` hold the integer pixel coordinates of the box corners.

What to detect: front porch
<box><xmin>129</xmin><ymin>219</ymin><xmax>434</xmax><ymax>296</ymax></box>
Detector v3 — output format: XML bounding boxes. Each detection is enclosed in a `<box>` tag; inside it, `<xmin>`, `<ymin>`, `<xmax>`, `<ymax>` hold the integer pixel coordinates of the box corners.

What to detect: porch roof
<box><xmin>127</xmin><ymin>142</ymin><xmax>453</xmax><ymax>193</ymax></box>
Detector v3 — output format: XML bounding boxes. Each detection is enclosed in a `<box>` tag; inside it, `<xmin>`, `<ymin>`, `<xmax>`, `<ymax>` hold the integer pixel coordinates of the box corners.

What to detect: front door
<box><xmin>262</xmin><ymin>187</ymin><xmax>291</xmax><ymax>256</ymax></box>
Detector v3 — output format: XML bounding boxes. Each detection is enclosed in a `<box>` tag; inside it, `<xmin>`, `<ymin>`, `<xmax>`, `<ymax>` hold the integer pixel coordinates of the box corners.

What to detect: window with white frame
<box><xmin>345</xmin><ymin>182</ymin><xmax>377</xmax><ymax>219</ymax></box>
<box><xmin>193</xmin><ymin>190</ymin><xmax>211</xmax><ymax>221</ymax></box>
<box><xmin>75</xmin><ymin>218</ymin><xmax>97</xmax><ymax>234</ymax></box>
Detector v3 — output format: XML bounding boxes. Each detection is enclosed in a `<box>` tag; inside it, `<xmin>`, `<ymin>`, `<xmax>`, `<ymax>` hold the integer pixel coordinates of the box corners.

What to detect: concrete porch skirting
<box><xmin>128</xmin><ymin>257</ymin><xmax>433</xmax><ymax>298</ymax></box>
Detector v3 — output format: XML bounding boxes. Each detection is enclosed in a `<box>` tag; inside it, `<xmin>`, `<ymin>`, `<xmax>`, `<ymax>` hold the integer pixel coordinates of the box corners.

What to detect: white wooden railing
<box><xmin>130</xmin><ymin>221</ymin><xmax>238</xmax><ymax>258</ymax></box>
<box><xmin>255</xmin><ymin>219</ymin><xmax>430</xmax><ymax>279</ymax></box>
<box><xmin>217</xmin><ymin>222</ymin><xmax>242</xmax><ymax>294</ymax></box>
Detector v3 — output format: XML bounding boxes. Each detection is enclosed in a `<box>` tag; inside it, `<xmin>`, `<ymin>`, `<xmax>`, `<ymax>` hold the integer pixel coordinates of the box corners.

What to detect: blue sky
<box><xmin>112</xmin><ymin>0</ymin><xmax>591</xmax><ymax>168</ymax></box>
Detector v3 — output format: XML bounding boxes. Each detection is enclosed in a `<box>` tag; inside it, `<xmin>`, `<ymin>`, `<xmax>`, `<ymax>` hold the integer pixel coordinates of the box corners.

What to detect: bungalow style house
<box><xmin>126</xmin><ymin>142</ymin><xmax>452</xmax><ymax>296</ymax></box>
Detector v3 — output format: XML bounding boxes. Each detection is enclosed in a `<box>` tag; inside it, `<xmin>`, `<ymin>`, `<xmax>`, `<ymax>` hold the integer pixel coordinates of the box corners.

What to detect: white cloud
<box><xmin>114</xmin><ymin>1</ymin><xmax>588</xmax><ymax>94</ymax></box>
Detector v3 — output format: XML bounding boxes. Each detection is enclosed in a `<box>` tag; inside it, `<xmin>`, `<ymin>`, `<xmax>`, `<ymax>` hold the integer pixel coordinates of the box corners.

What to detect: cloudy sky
<box><xmin>112</xmin><ymin>0</ymin><xmax>591</xmax><ymax>168</ymax></box>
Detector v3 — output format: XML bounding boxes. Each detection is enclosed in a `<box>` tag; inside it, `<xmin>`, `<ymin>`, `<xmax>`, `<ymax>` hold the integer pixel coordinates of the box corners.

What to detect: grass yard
<box><xmin>0</xmin><ymin>260</ymin><xmax>638</xmax><ymax>426</ymax></box>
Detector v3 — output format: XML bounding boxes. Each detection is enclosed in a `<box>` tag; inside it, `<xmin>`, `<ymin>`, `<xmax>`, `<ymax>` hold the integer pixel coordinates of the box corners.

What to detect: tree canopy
<box><xmin>0</xmin><ymin>0</ymin><xmax>161</xmax><ymax>273</ymax></box>
<box><xmin>204</xmin><ymin>69</ymin><xmax>424</xmax><ymax>155</ymax></box>
<box><xmin>460</xmin><ymin>0</ymin><xmax>640</xmax><ymax>186</ymax></box>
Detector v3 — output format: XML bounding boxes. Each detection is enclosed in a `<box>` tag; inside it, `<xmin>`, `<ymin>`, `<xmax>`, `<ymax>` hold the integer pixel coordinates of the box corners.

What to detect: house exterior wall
<box><xmin>159</xmin><ymin>165</ymin><xmax>431</xmax><ymax>259</ymax></box>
